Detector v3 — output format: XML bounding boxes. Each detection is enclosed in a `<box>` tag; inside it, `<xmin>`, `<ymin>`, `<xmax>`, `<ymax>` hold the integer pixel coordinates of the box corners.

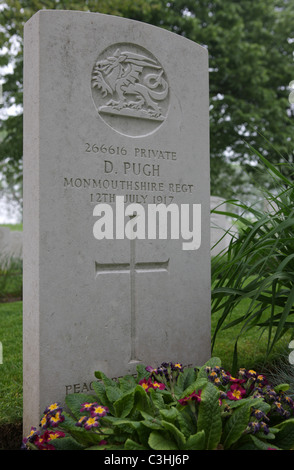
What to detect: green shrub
<box><xmin>212</xmin><ymin>150</ymin><xmax>294</xmax><ymax>370</ymax></box>
<box><xmin>265</xmin><ymin>346</ymin><xmax>294</xmax><ymax>401</ymax></box>
<box><xmin>23</xmin><ymin>358</ymin><xmax>294</xmax><ymax>450</ymax></box>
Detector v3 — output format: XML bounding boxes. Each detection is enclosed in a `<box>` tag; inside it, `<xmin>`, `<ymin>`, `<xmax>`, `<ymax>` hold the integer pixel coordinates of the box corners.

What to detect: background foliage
<box><xmin>211</xmin><ymin>148</ymin><xmax>294</xmax><ymax>371</ymax></box>
<box><xmin>0</xmin><ymin>0</ymin><xmax>293</xmax><ymax>212</ymax></box>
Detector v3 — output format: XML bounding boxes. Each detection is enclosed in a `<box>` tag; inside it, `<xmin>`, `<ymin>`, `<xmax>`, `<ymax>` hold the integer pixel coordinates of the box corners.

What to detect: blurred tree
<box><xmin>0</xmin><ymin>0</ymin><xmax>293</xmax><ymax>210</ymax></box>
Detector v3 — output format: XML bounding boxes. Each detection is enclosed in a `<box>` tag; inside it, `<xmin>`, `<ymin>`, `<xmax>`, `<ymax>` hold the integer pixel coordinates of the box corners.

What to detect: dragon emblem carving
<box><xmin>92</xmin><ymin>47</ymin><xmax>169</xmax><ymax>122</ymax></box>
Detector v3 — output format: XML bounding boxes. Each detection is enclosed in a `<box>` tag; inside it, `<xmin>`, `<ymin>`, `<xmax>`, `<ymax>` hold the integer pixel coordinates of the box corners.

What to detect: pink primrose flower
<box><xmin>227</xmin><ymin>383</ymin><xmax>246</xmax><ymax>401</ymax></box>
<box><xmin>178</xmin><ymin>390</ymin><xmax>202</xmax><ymax>406</ymax></box>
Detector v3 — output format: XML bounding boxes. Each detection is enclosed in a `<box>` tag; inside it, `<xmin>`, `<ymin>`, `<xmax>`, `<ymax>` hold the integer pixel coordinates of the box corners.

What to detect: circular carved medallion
<box><xmin>91</xmin><ymin>43</ymin><xmax>169</xmax><ymax>137</ymax></box>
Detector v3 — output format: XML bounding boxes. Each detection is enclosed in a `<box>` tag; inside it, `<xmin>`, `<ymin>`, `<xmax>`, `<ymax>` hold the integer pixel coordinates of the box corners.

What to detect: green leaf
<box><xmin>176</xmin><ymin>367</ymin><xmax>197</xmax><ymax>393</ymax></box>
<box><xmin>94</xmin><ymin>370</ymin><xmax>119</xmax><ymax>388</ymax></box>
<box><xmin>148</xmin><ymin>388</ymin><xmax>167</xmax><ymax>410</ymax></box>
<box><xmin>222</xmin><ymin>400</ymin><xmax>254</xmax><ymax>449</ymax></box>
<box><xmin>178</xmin><ymin>378</ymin><xmax>207</xmax><ymax>401</ymax></box>
<box><xmin>270</xmin><ymin>285</ymin><xmax>294</xmax><ymax>355</ymax></box>
<box><xmin>66</xmin><ymin>427</ymin><xmax>104</xmax><ymax>447</ymax></box>
<box><xmin>148</xmin><ymin>431</ymin><xmax>179</xmax><ymax>450</ymax></box>
<box><xmin>105</xmin><ymin>385</ymin><xmax>123</xmax><ymax>403</ymax></box>
<box><xmin>93</xmin><ymin>371</ymin><xmax>123</xmax><ymax>413</ymax></box>
<box><xmin>176</xmin><ymin>408</ymin><xmax>197</xmax><ymax>438</ymax></box>
<box><xmin>103</xmin><ymin>417</ymin><xmax>140</xmax><ymax>435</ymax></box>
<box><xmin>247</xmin><ymin>145</ymin><xmax>291</xmax><ymax>186</ymax></box>
<box><xmin>161</xmin><ymin>420</ymin><xmax>186</xmax><ymax>449</ymax></box>
<box><xmin>65</xmin><ymin>393</ymin><xmax>98</xmax><ymax>420</ymax></box>
<box><xmin>140</xmin><ymin>412</ymin><xmax>163</xmax><ymax>430</ymax></box>
<box><xmin>273</xmin><ymin>418</ymin><xmax>294</xmax><ymax>450</ymax></box>
<box><xmin>185</xmin><ymin>431</ymin><xmax>205</xmax><ymax>450</ymax></box>
<box><xmin>133</xmin><ymin>385</ymin><xmax>153</xmax><ymax>414</ymax></box>
<box><xmin>59</xmin><ymin>411</ymin><xmax>80</xmax><ymax>431</ymax></box>
<box><xmin>91</xmin><ymin>381</ymin><xmax>109</xmax><ymax>407</ymax></box>
<box><xmin>232</xmin><ymin>340</ymin><xmax>239</xmax><ymax>376</ymax></box>
<box><xmin>159</xmin><ymin>389</ymin><xmax>175</xmax><ymax>404</ymax></box>
<box><xmin>51</xmin><ymin>436</ymin><xmax>86</xmax><ymax>450</ymax></box>
<box><xmin>136</xmin><ymin>363</ymin><xmax>149</xmax><ymax>382</ymax></box>
<box><xmin>159</xmin><ymin>408</ymin><xmax>179</xmax><ymax>423</ymax></box>
<box><xmin>118</xmin><ymin>375</ymin><xmax>137</xmax><ymax>392</ymax></box>
<box><xmin>113</xmin><ymin>389</ymin><xmax>135</xmax><ymax>418</ymax></box>
<box><xmin>124</xmin><ymin>438</ymin><xmax>149</xmax><ymax>450</ymax></box>
<box><xmin>249</xmin><ymin>435</ymin><xmax>280</xmax><ymax>451</ymax></box>
<box><xmin>105</xmin><ymin>384</ymin><xmax>123</xmax><ymax>403</ymax></box>
<box><xmin>274</xmin><ymin>383</ymin><xmax>290</xmax><ymax>393</ymax></box>
<box><xmin>197</xmin><ymin>381</ymin><xmax>222</xmax><ymax>450</ymax></box>
<box><xmin>140</xmin><ymin>421</ymin><xmax>155</xmax><ymax>445</ymax></box>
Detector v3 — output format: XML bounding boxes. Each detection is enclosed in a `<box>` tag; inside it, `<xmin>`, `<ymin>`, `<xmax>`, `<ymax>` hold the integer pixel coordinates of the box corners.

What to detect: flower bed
<box><xmin>23</xmin><ymin>357</ymin><xmax>294</xmax><ymax>450</ymax></box>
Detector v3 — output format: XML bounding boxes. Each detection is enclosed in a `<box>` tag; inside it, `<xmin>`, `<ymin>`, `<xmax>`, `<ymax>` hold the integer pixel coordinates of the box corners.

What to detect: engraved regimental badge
<box><xmin>91</xmin><ymin>43</ymin><xmax>169</xmax><ymax>137</ymax></box>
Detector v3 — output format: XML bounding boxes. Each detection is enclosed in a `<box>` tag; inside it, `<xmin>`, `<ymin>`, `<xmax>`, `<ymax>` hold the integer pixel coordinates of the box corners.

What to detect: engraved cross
<box><xmin>95</xmin><ymin>237</ymin><xmax>169</xmax><ymax>363</ymax></box>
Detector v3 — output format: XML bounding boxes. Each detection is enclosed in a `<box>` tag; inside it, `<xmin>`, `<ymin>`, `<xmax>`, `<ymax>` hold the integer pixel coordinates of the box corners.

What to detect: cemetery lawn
<box><xmin>0</xmin><ymin>301</ymin><xmax>22</xmax><ymax>449</ymax></box>
<box><xmin>0</xmin><ymin>298</ymin><xmax>291</xmax><ymax>449</ymax></box>
<box><xmin>211</xmin><ymin>301</ymin><xmax>292</xmax><ymax>372</ymax></box>
<box><xmin>0</xmin><ymin>302</ymin><xmax>22</xmax><ymax>424</ymax></box>
<box><xmin>0</xmin><ymin>224</ymin><xmax>23</xmax><ymax>231</ymax></box>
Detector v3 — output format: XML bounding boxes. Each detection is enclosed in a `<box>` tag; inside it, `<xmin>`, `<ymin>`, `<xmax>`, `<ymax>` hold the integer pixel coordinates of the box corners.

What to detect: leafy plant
<box><xmin>211</xmin><ymin>149</ymin><xmax>294</xmax><ymax>371</ymax></box>
<box><xmin>23</xmin><ymin>358</ymin><xmax>294</xmax><ymax>450</ymax></box>
<box><xmin>265</xmin><ymin>347</ymin><xmax>294</xmax><ymax>401</ymax></box>
<box><xmin>0</xmin><ymin>255</ymin><xmax>22</xmax><ymax>300</ymax></box>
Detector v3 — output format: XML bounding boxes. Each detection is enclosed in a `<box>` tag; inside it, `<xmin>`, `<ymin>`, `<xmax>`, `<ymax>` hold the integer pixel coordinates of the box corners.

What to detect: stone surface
<box><xmin>8</xmin><ymin>231</ymin><xmax>22</xmax><ymax>259</ymax></box>
<box><xmin>0</xmin><ymin>227</ymin><xmax>22</xmax><ymax>266</ymax></box>
<box><xmin>23</xmin><ymin>10</ymin><xmax>210</xmax><ymax>434</ymax></box>
<box><xmin>0</xmin><ymin>227</ymin><xmax>10</xmax><ymax>261</ymax></box>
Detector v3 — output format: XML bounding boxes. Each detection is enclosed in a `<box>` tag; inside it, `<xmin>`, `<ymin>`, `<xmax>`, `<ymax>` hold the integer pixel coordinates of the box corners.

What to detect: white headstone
<box><xmin>9</xmin><ymin>231</ymin><xmax>23</xmax><ymax>259</ymax></box>
<box><xmin>0</xmin><ymin>227</ymin><xmax>23</xmax><ymax>268</ymax></box>
<box><xmin>23</xmin><ymin>10</ymin><xmax>210</xmax><ymax>433</ymax></box>
<box><xmin>0</xmin><ymin>226</ymin><xmax>10</xmax><ymax>262</ymax></box>
<box><xmin>210</xmin><ymin>196</ymin><xmax>232</xmax><ymax>255</ymax></box>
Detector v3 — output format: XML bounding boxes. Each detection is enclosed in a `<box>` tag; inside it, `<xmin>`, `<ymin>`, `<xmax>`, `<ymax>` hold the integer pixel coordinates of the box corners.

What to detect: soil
<box><xmin>0</xmin><ymin>422</ymin><xmax>23</xmax><ymax>450</ymax></box>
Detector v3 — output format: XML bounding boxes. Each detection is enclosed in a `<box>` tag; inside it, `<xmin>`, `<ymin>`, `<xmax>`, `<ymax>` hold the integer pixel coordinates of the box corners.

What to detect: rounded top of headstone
<box><xmin>91</xmin><ymin>43</ymin><xmax>170</xmax><ymax>137</ymax></box>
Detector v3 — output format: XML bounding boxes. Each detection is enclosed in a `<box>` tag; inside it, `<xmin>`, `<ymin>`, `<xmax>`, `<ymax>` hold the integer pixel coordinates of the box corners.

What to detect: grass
<box><xmin>211</xmin><ymin>297</ymin><xmax>292</xmax><ymax>372</ymax></box>
<box><xmin>0</xmin><ymin>257</ymin><xmax>22</xmax><ymax>302</ymax></box>
<box><xmin>0</xmin><ymin>224</ymin><xmax>23</xmax><ymax>232</ymax></box>
<box><xmin>0</xmin><ymin>258</ymin><xmax>23</xmax><ymax>430</ymax></box>
<box><xmin>0</xmin><ymin>301</ymin><xmax>22</xmax><ymax>425</ymax></box>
